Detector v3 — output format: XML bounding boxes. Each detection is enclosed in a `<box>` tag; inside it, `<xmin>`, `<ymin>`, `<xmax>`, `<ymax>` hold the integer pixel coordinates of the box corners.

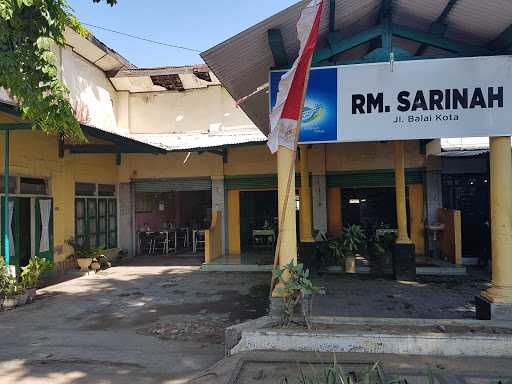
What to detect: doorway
<box><xmin>239</xmin><ymin>190</ymin><xmax>278</xmax><ymax>264</ymax></box>
<box><xmin>18</xmin><ymin>197</ymin><xmax>31</xmax><ymax>267</ymax></box>
<box><xmin>442</xmin><ymin>173</ymin><xmax>490</xmax><ymax>261</ymax></box>
<box><xmin>342</xmin><ymin>187</ymin><xmax>401</xmax><ymax>236</ymax></box>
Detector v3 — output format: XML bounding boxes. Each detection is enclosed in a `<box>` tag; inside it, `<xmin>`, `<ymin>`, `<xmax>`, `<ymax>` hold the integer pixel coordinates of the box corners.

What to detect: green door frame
<box><xmin>1</xmin><ymin>123</ymin><xmax>32</xmax><ymax>267</ymax></box>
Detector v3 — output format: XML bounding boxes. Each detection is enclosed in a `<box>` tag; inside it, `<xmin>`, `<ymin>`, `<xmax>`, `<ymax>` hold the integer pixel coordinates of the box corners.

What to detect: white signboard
<box><xmin>270</xmin><ymin>55</ymin><xmax>512</xmax><ymax>143</ymax></box>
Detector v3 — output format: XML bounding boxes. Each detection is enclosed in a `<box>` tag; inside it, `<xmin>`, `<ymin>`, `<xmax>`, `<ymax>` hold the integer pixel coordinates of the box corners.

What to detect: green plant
<box><xmin>66</xmin><ymin>238</ymin><xmax>104</xmax><ymax>260</ymax></box>
<box><xmin>342</xmin><ymin>225</ymin><xmax>366</xmax><ymax>257</ymax></box>
<box><xmin>96</xmin><ymin>254</ymin><xmax>110</xmax><ymax>270</ymax></box>
<box><xmin>0</xmin><ymin>0</ymin><xmax>118</xmax><ymax>142</ymax></box>
<box><xmin>0</xmin><ymin>257</ymin><xmax>14</xmax><ymax>299</ymax></box>
<box><xmin>370</xmin><ymin>232</ymin><xmax>396</xmax><ymax>259</ymax></box>
<box><xmin>273</xmin><ymin>262</ymin><xmax>324</xmax><ymax>327</ymax></box>
<box><xmin>21</xmin><ymin>256</ymin><xmax>52</xmax><ymax>289</ymax></box>
<box><xmin>328</xmin><ymin>225</ymin><xmax>367</xmax><ymax>263</ymax></box>
<box><xmin>285</xmin><ymin>358</ymin><xmax>414</xmax><ymax>384</ymax></box>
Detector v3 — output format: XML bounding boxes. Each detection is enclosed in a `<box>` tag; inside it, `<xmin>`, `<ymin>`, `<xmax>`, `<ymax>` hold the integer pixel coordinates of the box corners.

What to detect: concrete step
<box><xmin>229</xmin><ymin>316</ymin><xmax>512</xmax><ymax>357</ymax></box>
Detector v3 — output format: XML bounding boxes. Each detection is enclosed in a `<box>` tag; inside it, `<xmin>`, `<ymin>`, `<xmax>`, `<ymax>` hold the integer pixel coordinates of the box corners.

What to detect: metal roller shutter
<box><xmin>225</xmin><ymin>174</ymin><xmax>303</xmax><ymax>190</ymax></box>
<box><xmin>326</xmin><ymin>169</ymin><xmax>424</xmax><ymax>188</ymax></box>
<box><xmin>134</xmin><ymin>177</ymin><xmax>212</xmax><ymax>192</ymax></box>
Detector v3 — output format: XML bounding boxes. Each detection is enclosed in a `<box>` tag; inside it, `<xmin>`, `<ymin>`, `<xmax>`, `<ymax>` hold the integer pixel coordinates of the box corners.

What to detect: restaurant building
<box><xmin>200</xmin><ymin>0</ymin><xmax>512</xmax><ymax>319</ymax></box>
<box><xmin>2</xmin><ymin>1</ymin><xmax>512</xmax><ymax>319</ymax></box>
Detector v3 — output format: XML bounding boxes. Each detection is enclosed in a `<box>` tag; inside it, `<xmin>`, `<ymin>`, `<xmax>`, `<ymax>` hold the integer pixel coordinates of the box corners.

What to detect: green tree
<box><xmin>0</xmin><ymin>0</ymin><xmax>116</xmax><ymax>141</ymax></box>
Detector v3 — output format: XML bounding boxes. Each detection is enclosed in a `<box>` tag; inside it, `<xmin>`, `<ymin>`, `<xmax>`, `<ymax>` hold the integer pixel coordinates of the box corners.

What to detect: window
<box><xmin>108</xmin><ymin>200</ymin><xmax>117</xmax><ymax>248</ymax></box>
<box><xmin>0</xmin><ymin>176</ymin><xmax>17</xmax><ymax>194</ymax></box>
<box><xmin>75</xmin><ymin>183</ymin><xmax>96</xmax><ymax>196</ymax></box>
<box><xmin>98</xmin><ymin>199</ymin><xmax>108</xmax><ymax>248</ymax></box>
<box><xmin>98</xmin><ymin>184</ymin><xmax>116</xmax><ymax>197</ymax></box>
<box><xmin>75</xmin><ymin>183</ymin><xmax>117</xmax><ymax>249</ymax></box>
<box><xmin>135</xmin><ymin>192</ymin><xmax>153</xmax><ymax>213</ymax></box>
<box><xmin>75</xmin><ymin>199</ymin><xmax>86</xmax><ymax>246</ymax></box>
<box><xmin>20</xmin><ymin>177</ymin><xmax>47</xmax><ymax>195</ymax></box>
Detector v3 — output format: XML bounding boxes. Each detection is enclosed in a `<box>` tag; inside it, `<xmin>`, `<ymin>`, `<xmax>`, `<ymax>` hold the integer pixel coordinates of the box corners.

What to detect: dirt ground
<box><xmin>312</xmin><ymin>271</ymin><xmax>489</xmax><ymax>319</ymax></box>
<box><xmin>0</xmin><ymin>256</ymin><xmax>270</xmax><ymax>384</ymax></box>
<box><xmin>0</xmin><ymin>256</ymin><xmax>498</xmax><ymax>383</ymax></box>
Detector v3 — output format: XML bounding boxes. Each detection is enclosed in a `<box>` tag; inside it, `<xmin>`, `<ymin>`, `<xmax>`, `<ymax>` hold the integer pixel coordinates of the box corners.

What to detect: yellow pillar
<box><xmin>227</xmin><ymin>190</ymin><xmax>240</xmax><ymax>256</ymax></box>
<box><xmin>299</xmin><ymin>145</ymin><xmax>314</xmax><ymax>242</ymax></box>
<box><xmin>481</xmin><ymin>136</ymin><xmax>512</xmax><ymax>304</ymax></box>
<box><xmin>327</xmin><ymin>187</ymin><xmax>342</xmax><ymax>235</ymax></box>
<box><xmin>409</xmin><ymin>184</ymin><xmax>425</xmax><ymax>255</ymax></box>
<box><xmin>277</xmin><ymin>145</ymin><xmax>298</xmax><ymax>268</ymax></box>
<box><xmin>394</xmin><ymin>141</ymin><xmax>412</xmax><ymax>244</ymax></box>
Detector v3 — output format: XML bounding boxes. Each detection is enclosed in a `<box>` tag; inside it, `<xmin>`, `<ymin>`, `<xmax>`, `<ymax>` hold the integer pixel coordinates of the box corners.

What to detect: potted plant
<box><xmin>21</xmin><ymin>256</ymin><xmax>52</xmax><ymax>302</ymax></box>
<box><xmin>329</xmin><ymin>225</ymin><xmax>366</xmax><ymax>273</ymax></box>
<box><xmin>369</xmin><ymin>231</ymin><xmax>396</xmax><ymax>269</ymax></box>
<box><xmin>14</xmin><ymin>283</ymin><xmax>28</xmax><ymax>306</ymax></box>
<box><xmin>272</xmin><ymin>262</ymin><xmax>324</xmax><ymax>328</ymax></box>
<box><xmin>0</xmin><ymin>257</ymin><xmax>16</xmax><ymax>310</ymax></box>
<box><xmin>66</xmin><ymin>239</ymin><xmax>104</xmax><ymax>272</ymax></box>
<box><xmin>2</xmin><ymin>279</ymin><xmax>17</xmax><ymax>309</ymax></box>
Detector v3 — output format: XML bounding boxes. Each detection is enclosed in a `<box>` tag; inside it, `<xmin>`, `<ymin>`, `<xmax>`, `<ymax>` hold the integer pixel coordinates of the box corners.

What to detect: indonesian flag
<box><xmin>268</xmin><ymin>0</ymin><xmax>324</xmax><ymax>154</ymax></box>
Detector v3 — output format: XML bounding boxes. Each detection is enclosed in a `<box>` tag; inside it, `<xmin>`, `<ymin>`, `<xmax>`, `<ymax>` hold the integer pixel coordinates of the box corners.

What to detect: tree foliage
<box><xmin>93</xmin><ymin>0</ymin><xmax>117</xmax><ymax>5</ymax></box>
<box><xmin>0</xmin><ymin>0</ymin><xmax>116</xmax><ymax>141</ymax></box>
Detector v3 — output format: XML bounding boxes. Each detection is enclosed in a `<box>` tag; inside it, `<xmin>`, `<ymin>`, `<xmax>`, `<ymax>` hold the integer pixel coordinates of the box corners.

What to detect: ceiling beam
<box><xmin>392</xmin><ymin>23</ymin><xmax>495</xmax><ymax>56</ymax></box>
<box><xmin>488</xmin><ymin>24</ymin><xmax>512</xmax><ymax>51</ymax></box>
<box><xmin>367</xmin><ymin>0</ymin><xmax>393</xmax><ymax>54</ymax></box>
<box><xmin>267</xmin><ymin>29</ymin><xmax>289</xmax><ymax>68</ymax></box>
<box><xmin>313</xmin><ymin>24</ymin><xmax>385</xmax><ymax>64</ymax></box>
<box><xmin>64</xmin><ymin>144</ymin><xmax>160</xmax><ymax>154</ymax></box>
<box><xmin>329</xmin><ymin>0</ymin><xmax>336</xmax><ymax>33</ymax></box>
<box><xmin>415</xmin><ymin>0</ymin><xmax>459</xmax><ymax>56</ymax></box>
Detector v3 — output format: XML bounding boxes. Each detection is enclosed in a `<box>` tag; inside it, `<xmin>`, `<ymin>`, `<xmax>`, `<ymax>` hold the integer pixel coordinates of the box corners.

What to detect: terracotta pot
<box><xmin>26</xmin><ymin>288</ymin><xmax>37</xmax><ymax>303</ymax></box>
<box><xmin>15</xmin><ymin>293</ymin><xmax>28</xmax><ymax>306</ymax></box>
<box><xmin>344</xmin><ymin>256</ymin><xmax>356</xmax><ymax>274</ymax></box>
<box><xmin>77</xmin><ymin>258</ymin><xmax>93</xmax><ymax>272</ymax></box>
<box><xmin>90</xmin><ymin>261</ymin><xmax>101</xmax><ymax>271</ymax></box>
<box><xmin>3</xmin><ymin>297</ymin><xmax>16</xmax><ymax>309</ymax></box>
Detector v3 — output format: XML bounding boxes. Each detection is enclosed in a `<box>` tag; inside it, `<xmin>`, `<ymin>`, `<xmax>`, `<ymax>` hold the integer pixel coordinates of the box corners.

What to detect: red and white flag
<box><xmin>268</xmin><ymin>0</ymin><xmax>324</xmax><ymax>154</ymax></box>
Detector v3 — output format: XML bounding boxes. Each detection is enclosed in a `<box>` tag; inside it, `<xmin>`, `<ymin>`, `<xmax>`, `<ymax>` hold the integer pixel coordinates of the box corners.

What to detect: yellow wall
<box><xmin>227</xmin><ymin>190</ymin><xmax>240</xmax><ymax>255</ymax></box>
<box><xmin>326</xmin><ymin>141</ymin><xmax>424</xmax><ymax>172</ymax></box>
<box><xmin>409</xmin><ymin>184</ymin><xmax>425</xmax><ymax>255</ymax></box>
<box><xmin>1</xmin><ymin>119</ymin><xmax>427</xmax><ymax>264</ymax></box>
<box><xmin>0</xmin><ymin>128</ymin><xmax>118</xmax><ymax>264</ymax></box>
<box><xmin>118</xmin><ymin>141</ymin><xmax>425</xmax><ymax>183</ymax></box>
<box><xmin>119</xmin><ymin>151</ymin><xmax>223</xmax><ymax>182</ymax></box>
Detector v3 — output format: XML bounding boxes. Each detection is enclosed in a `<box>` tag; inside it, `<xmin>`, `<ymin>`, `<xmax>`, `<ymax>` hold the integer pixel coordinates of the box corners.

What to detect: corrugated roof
<box><xmin>201</xmin><ymin>0</ymin><xmax>512</xmax><ymax>134</ymax></box>
<box><xmin>125</xmin><ymin>128</ymin><xmax>267</xmax><ymax>152</ymax></box>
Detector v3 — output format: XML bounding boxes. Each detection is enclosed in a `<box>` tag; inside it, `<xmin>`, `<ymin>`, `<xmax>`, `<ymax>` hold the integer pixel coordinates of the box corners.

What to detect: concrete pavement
<box><xmin>0</xmin><ymin>258</ymin><xmax>269</xmax><ymax>383</ymax></box>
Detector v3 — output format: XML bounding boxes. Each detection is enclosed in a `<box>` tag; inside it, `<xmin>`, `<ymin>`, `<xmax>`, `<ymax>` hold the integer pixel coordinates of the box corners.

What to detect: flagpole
<box><xmin>270</xmin><ymin>59</ymin><xmax>313</xmax><ymax>293</ymax></box>
<box><xmin>266</xmin><ymin>0</ymin><xmax>324</xmax><ymax>295</ymax></box>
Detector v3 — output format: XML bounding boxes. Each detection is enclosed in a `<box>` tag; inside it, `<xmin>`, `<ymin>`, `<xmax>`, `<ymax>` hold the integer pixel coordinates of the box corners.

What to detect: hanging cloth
<box><xmin>39</xmin><ymin>199</ymin><xmax>51</xmax><ymax>253</ymax></box>
<box><xmin>8</xmin><ymin>201</ymin><xmax>14</xmax><ymax>257</ymax></box>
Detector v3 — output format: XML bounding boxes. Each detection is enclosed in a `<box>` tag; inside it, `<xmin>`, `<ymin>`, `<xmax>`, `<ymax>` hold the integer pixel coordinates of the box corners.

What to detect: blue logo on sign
<box><xmin>302</xmin><ymin>103</ymin><xmax>324</xmax><ymax>123</ymax></box>
<box><xmin>270</xmin><ymin>67</ymin><xmax>338</xmax><ymax>143</ymax></box>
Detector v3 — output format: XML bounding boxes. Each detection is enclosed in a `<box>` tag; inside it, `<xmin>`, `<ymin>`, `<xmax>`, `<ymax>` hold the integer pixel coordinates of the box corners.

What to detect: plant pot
<box><xmin>300</xmin><ymin>293</ymin><xmax>314</xmax><ymax>327</ymax></box>
<box><xmin>344</xmin><ymin>256</ymin><xmax>356</xmax><ymax>274</ymax></box>
<box><xmin>26</xmin><ymin>288</ymin><xmax>37</xmax><ymax>303</ymax></box>
<box><xmin>3</xmin><ymin>297</ymin><xmax>16</xmax><ymax>309</ymax></box>
<box><xmin>15</xmin><ymin>293</ymin><xmax>28</xmax><ymax>306</ymax></box>
<box><xmin>90</xmin><ymin>261</ymin><xmax>101</xmax><ymax>271</ymax></box>
<box><xmin>77</xmin><ymin>258</ymin><xmax>93</xmax><ymax>272</ymax></box>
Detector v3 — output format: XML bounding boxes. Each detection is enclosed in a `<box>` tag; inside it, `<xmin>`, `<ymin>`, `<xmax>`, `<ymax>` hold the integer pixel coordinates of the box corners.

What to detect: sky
<box><xmin>67</xmin><ymin>0</ymin><xmax>298</xmax><ymax>68</ymax></box>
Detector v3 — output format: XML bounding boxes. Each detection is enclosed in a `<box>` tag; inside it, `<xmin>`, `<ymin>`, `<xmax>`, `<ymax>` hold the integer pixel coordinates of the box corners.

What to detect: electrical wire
<box><xmin>82</xmin><ymin>22</ymin><xmax>202</xmax><ymax>53</ymax></box>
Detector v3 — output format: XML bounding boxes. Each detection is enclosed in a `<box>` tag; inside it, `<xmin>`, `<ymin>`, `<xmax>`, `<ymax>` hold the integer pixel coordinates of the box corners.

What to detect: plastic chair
<box><xmin>152</xmin><ymin>232</ymin><xmax>169</xmax><ymax>255</ymax></box>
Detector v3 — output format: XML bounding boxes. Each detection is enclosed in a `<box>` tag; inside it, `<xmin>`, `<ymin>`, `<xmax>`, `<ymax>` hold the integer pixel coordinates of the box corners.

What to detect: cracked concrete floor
<box><xmin>0</xmin><ymin>257</ymin><xmax>269</xmax><ymax>384</ymax></box>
